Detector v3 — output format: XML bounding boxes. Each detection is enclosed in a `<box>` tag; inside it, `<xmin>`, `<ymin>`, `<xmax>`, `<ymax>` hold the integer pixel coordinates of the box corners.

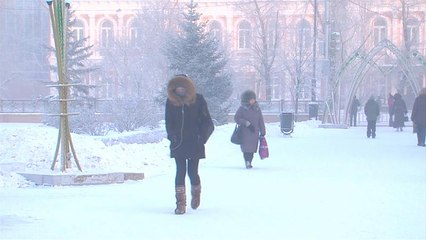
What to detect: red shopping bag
<box><xmin>259</xmin><ymin>137</ymin><xmax>269</xmax><ymax>159</ymax></box>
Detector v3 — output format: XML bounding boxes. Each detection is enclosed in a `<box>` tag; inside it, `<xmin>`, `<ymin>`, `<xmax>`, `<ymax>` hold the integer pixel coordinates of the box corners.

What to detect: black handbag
<box><xmin>230</xmin><ymin>124</ymin><xmax>242</xmax><ymax>144</ymax></box>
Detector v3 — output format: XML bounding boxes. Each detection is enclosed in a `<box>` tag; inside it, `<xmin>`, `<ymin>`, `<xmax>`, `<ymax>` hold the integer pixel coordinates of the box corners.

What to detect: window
<box><xmin>72</xmin><ymin>20</ymin><xmax>85</xmax><ymax>41</ymax></box>
<box><xmin>406</xmin><ymin>18</ymin><xmax>419</xmax><ymax>48</ymax></box>
<box><xmin>373</xmin><ymin>18</ymin><xmax>387</xmax><ymax>45</ymax></box>
<box><xmin>297</xmin><ymin>19</ymin><xmax>312</xmax><ymax>49</ymax></box>
<box><xmin>100</xmin><ymin>20</ymin><xmax>114</xmax><ymax>48</ymax></box>
<box><xmin>238</xmin><ymin>20</ymin><xmax>251</xmax><ymax>49</ymax></box>
<box><xmin>129</xmin><ymin>21</ymin><xmax>138</xmax><ymax>47</ymax></box>
<box><xmin>209</xmin><ymin>20</ymin><xmax>222</xmax><ymax>43</ymax></box>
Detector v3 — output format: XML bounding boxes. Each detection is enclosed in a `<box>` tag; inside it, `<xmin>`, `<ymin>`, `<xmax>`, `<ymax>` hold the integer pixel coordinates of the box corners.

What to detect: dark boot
<box><xmin>175</xmin><ymin>185</ymin><xmax>186</xmax><ymax>215</ymax></box>
<box><xmin>191</xmin><ymin>184</ymin><xmax>201</xmax><ymax>210</ymax></box>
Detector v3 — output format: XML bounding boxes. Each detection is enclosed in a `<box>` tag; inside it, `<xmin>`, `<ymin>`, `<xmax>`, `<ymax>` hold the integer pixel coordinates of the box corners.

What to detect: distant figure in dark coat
<box><xmin>165</xmin><ymin>74</ymin><xmax>214</xmax><ymax>215</ymax></box>
<box><xmin>387</xmin><ymin>93</ymin><xmax>395</xmax><ymax>127</ymax></box>
<box><xmin>234</xmin><ymin>90</ymin><xmax>266</xmax><ymax>169</ymax></box>
<box><xmin>364</xmin><ymin>96</ymin><xmax>380</xmax><ymax>138</ymax></box>
<box><xmin>392</xmin><ymin>93</ymin><xmax>408</xmax><ymax>132</ymax></box>
<box><xmin>349</xmin><ymin>96</ymin><xmax>361</xmax><ymax>126</ymax></box>
<box><xmin>411</xmin><ymin>88</ymin><xmax>426</xmax><ymax>147</ymax></box>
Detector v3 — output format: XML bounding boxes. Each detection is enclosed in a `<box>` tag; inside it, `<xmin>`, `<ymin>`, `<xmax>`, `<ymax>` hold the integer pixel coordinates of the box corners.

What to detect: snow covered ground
<box><xmin>0</xmin><ymin>121</ymin><xmax>425</xmax><ymax>239</ymax></box>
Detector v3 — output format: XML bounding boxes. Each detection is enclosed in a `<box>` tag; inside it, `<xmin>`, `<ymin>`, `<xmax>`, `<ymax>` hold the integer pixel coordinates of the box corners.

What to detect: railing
<box><xmin>0</xmin><ymin>99</ymin><xmax>46</xmax><ymax>113</ymax></box>
<box><xmin>229</xmin><ymin>99</ymin><xmax>324</xmax><ymax>115</ymax></box>
<box><xmin>1</xmin><ymin>99</ymin><xmax>324</xmax><ymax>114</ymax></box>
<box><xmin>0</xmin><ymin>99</ymin><xmax>165</xmax><ymax>115</ymax></box>
<box><xmin>1</xmin><ymin>99</ymin><xmax>404</xmax><ymax>125</ymax></box>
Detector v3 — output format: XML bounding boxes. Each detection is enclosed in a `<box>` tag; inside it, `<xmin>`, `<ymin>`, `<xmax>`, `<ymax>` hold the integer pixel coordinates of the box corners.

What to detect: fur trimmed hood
<box><xmin>167</xmin><ymin>75</ymin><xmax>197</xmax><ymax>106</ymax></box>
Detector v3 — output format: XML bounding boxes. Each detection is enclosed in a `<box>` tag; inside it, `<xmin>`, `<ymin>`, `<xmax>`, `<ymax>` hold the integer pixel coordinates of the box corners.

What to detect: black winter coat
<box><xmin>411</xmin><ymin>94</ymin><xmax>426</xmax><ymax>126</ymax></box>
<box><xmin>166</xmin><ymin>93</ymin><xmax>213</xmax><ymax>159</ymax></box>
<box><xmin>393</xmin><ymin>94</ymin><xmax>407</xmax><ymax>128</ymax></box>
<box><xmin>364</xmin><ymin>99</ymin><xmax>380</xmax><ymax>121</ymax></box>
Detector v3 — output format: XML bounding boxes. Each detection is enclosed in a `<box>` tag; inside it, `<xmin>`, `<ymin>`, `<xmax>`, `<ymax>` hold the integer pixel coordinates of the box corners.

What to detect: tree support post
<box><xmin>47</xmin><ymin>0</ymin><xmax>82</xmax><ymax>172</ymax></box>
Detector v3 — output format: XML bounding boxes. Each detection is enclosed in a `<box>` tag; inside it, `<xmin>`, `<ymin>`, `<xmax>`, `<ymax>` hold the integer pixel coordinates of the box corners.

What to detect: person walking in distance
<box><xmin>387</xmin><ymin>93</ymin><xmax>395</xmax><ymax>127</ymax></box>
<box><xmin>349</xmin><ymin>96</ymin><xmax>361</xmax><ymax>126</ymax></box>
<box><xmin>392</xmin><ymin>93</ymin><xmax>408</xmax><ymax>132</ymax></box>
<box><xmin>411</xmin><ymin>88</ymin><xmax>426</xmax><ymax>147</ymax></box>
<box><xmin>165</xmin><ymin>74</ymin><xmax>214</xmax><ymax>215</ymax></box>
<box><xmin>234</xmin><ymin>90</ymin><xmax>266</xmax><ymax>169</ymax></box>
<box><xmin>364</xmin><ymin>95</ymin><xmax>380</xmax><ymax>138</ymax></box>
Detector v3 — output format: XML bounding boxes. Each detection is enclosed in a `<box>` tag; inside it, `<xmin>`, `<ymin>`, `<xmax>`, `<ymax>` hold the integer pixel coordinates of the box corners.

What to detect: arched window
<box><xmin>100</xmin><ymin>20</ymin><xmax>114</xmax><ymax>48</ymax></box>
<box><xmin>406</xmin><ymin>18</ymin><xmax>419</xmax><ymax>48</ymax></box>
<box><xmin>238</xmin><ymin>20</ymin><xmax>251</xmax><ymax>49</ymax></box>
<box><xmin>72</xmin><ymin>19</ymin><xmax>85</xmax><ymax>41</ymax></box>
<box><xmin>373</xmin><ymin>18</ymin><xmax>387</xmax><ymax>45</ymax></box>
<box><xmin>297</xmin><ymin>19</ymin><xmax>311</xmax><ymax>49</ymax></box>
<box><xmin>209</xmin><ymin>20</ymin><xmax>222</xmax><ymax>43</ymax></box>
<box><xmin>129</xmin><ymin>21</ymin><xmax>138</xmax><ymax>47</ymax></box>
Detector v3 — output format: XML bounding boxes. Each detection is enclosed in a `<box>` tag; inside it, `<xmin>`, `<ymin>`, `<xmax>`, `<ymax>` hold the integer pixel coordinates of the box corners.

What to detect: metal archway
<box><xmin>331</xmin><ymin>40</ymin><xmax>422</xmax><ymax>124</ymax></box>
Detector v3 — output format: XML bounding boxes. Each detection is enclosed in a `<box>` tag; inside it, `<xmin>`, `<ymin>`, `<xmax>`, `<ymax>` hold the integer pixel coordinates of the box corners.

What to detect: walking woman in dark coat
<box><xmin>234</xmin><ymin>90</ymin><xmax>266</xmax><ymax>169</ymax></box>
<box><xmin>165</xmin><ymin>74</ymin><xmax>214</xmax><ymax>215</ymax></box>
<box><xmin>411</xmin><ymin>88</ymin><xmax>426</xmax><ymax>147</ymax></box>
<box><xmin>392</xmin><ymin>93</ymin><xmax>408</xmax><ymax>131</ymax></box>
<box><xmin>364</xmin><ymin>96</ymin><xmax>380</xmax><ymax>138</ymax></box>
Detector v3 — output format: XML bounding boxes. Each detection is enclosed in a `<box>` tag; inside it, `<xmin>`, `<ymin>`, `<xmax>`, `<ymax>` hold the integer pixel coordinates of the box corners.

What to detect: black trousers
<box><xmin>243</xmin><ymin>152</ymin><xmax>254</xmax><ymax>162</ymax></box>
<box><xmin>350</xmin><ymin>113</ymin><xmax>357</xmax><ymax>126</ymax></box>
<box><xmin>175</xmin><ymin>158</ymin><xmax>200</xmax><ymax>186</ymax></box>
<box><xmin>367</xmin><ymin>120</ymin><xmax>377</xmax><ymax>137</ymax></box>
<box><xmin>416</xmin><ymin>123</ymin><xmax>426</xmax><ymax>145</ymax></box>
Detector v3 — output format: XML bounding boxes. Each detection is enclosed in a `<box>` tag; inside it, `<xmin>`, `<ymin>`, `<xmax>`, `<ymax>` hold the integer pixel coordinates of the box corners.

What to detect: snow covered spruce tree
<box><xmin>98</xmin><ymin>1</ymin><xmax>179</xmax><ymax>132</ymax></box>
<box><xmin>45</xmin><ymin>12</ymin><xmax>103</xmax><ymax>135</ymax></box>
<box><xmin>165</xmin><ymin>0</ymin><xmax>233</xmax><ymax>124</ymax></box>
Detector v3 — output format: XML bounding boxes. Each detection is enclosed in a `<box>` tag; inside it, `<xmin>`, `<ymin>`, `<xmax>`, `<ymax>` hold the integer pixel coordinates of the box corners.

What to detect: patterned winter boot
<box><xmin>191</xmin><ymin>184</ymin><xmax>201</xmax><ymax>210</ymax></box>
<box><xmin>174</xmin><ymin>185</ymin><xmax>186</xmax><ymax>215</ymax></box>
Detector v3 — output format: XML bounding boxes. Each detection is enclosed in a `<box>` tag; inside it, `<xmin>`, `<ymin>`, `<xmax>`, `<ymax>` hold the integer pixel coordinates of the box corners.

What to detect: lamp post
<box><xmin>309</xmin><ymin>0</ymin><xmax>319</xmax><ymax>120</ymax></box>
<box><xmin>46</xmin><ymin>0</ymin><xmax>82</xmax><ymax>172</ymax></box>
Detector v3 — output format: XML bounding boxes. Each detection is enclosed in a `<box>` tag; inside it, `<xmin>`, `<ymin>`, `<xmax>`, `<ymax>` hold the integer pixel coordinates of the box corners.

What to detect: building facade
<box><xmin>68</xmin><ymin>0</ymin><xmax>426</xmax><ymax>106</ymax></box>
<box><xmin>0</xmin><ymin>0</ymin><xmax>50</xmax><ymax>100</ymax></box>
<box><xmin>1</xmin><ymin>0</ymin><xmax>425</xmax><ymax>114</ymax></box>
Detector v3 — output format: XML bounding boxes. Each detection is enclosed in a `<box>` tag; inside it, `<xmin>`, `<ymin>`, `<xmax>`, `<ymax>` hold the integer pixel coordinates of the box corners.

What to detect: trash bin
<box><xmin>308</xmin><ymin>102</ymin><xmax>319</xmax><ymax>119</ymax></box>
<box><xmin>280</xmin><ymin>112</ymin><xmax>294</xmax><ymax>135</ymax></box>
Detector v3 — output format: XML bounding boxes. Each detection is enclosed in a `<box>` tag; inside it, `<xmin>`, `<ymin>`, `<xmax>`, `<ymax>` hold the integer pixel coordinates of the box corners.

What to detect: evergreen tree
<box><xmin>45</xmin><ymin>11</ymin><xmax>103</xmax><ymax>135</ymax></box>
<box><xmin>165</xmin><ymin>0</ymin><xmax>233</xmax><ymax>124</ymax></box>
<box><xmin>47</xmin><ymin>11</ymin><xmax>97</xmax><ymax>99</ymax></box>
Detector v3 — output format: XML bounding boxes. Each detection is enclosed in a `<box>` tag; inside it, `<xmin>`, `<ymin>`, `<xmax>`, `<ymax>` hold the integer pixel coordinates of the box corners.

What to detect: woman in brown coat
<box><xmin>234</xmin><ymin>90</ymin><xmax>266</xmax><ymax>169</ymax></box>
<box><xmin>165</xmin><ymin>74</ymin><xmax>214</xmax><ymax>214</ymax></box>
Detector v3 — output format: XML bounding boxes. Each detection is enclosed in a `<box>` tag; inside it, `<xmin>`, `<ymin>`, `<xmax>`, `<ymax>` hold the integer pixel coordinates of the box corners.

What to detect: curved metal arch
<box><xmin>341</xmin><ymin>40</ymin><xmax>422</xmax><ymax>124</ymax></box>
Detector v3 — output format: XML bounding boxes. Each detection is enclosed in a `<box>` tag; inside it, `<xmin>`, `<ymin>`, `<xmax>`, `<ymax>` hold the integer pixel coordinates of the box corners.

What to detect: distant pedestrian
<box><xmin>349</xmin><ymin>96</ymin><xmax>361</xmax><ymax>126</ymax></box>
<box><xmin>392</xmin><ymin>93</ymin><xmax>408</xmax><ymax>132</ymax></box>
<box><xmin>165</xmin><ymin>74</ymin><xmax>214</xmax><ymax>215</ymax></box>
<box><xmin>234</xmin><ymin>90</ymin><xmax>266</xmax><ymax>169</ymax></box>
<box><xmin>387</xmin><ymin>93</ymin><xmax>395</xmax><ymax>127</ymax></box>
<box><xmin>411</xmin><ymin>88</ymin><xmax>426</xmax><ymax>147</ymax></box>
<box><xmin>364</xmin><ymin>95</ymin><xmax>380</xmax><ymax>138</ymax></box>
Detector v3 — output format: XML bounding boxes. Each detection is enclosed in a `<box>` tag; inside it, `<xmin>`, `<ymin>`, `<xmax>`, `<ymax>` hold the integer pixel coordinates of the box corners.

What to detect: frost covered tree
<box><xmin>165</xmin><ymin>0</ymin><xmax>233</xmax><ymax>124</ymax></box>
<box><xmin>98</xmin><ymin>0</ymin><xmax>179</xmax><ymax>132</ymax></box>
<box><xmin>237</xmin><ymin>0</ymin><xmax>283</xmax><ymax>101</ymax></box>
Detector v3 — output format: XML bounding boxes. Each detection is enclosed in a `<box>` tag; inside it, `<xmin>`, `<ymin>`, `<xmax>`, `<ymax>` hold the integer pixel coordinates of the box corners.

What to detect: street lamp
<box><xmin>309</xmin><ymin>0</ymin><xmax>319</xmax><ymax>120</ymax></box>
